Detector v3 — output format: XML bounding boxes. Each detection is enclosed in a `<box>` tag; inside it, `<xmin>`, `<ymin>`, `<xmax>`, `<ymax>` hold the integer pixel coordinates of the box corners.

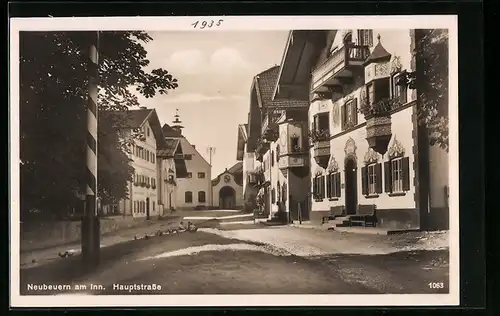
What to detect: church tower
<box><xmin>171</xmin><ymin>109</ymin><xmax>184</xmax><ymax>135</ymax></box>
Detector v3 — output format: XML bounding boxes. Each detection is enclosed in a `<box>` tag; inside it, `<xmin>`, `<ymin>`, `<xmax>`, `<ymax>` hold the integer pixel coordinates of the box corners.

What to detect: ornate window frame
<box><xmin>386</xmin><ymin>137</ymin><xmax>409</xmax><ymax>197</ymax></box>
<box><xmin>326</xmin><ymin>156</ymin><xmax>341</xmax><ymax>201</ymax></box>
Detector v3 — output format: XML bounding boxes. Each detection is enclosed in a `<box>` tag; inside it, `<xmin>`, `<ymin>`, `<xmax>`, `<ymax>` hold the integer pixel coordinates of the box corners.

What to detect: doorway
<box><xmin>344</xmin><ymin>157</ymin><xmax>358</xmax><ymax>215</ymax></box>
<box><xmin>219</xmin><ymin>186</ymin><xmax>236</xmax><ymax>209</ymax></box>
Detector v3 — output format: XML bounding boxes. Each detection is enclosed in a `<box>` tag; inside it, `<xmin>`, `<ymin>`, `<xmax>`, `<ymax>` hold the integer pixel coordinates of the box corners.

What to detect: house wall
<box><xmin>119</xmin><ymin>120</ymin><xmax>159</xmax><ymax>218</ymax></box>
<box><xmin>242</xmin><ymin>151</ymin><xmax>255</xmax><ymax>196</ymax></box>
<box><xmin>175</xmin><ymin>138</ymin><xmax>212</xmax><ymax>210</ymax></box>
<box><xmin>263</xmin><ymin>141</ymin><xmax>287</xmax><ymax>218</ymax></box>
<box><xmin>157</xmin><ymin>157</ymin><xmax>177</xmax><ymax>215</ymax></box>
<box><xmin>426</xmin><ymin>144</ymin><xmax>450</xmax><ymax>229</ymax></box>
<box><xmin>309</xmin><ymin>28</ymin><xmax>421</xmax><ymax>229</ymax></box>
<box><xmin>211</xmin><ymin>171</ymin><xmax>244</xmax><ymax>209</ymax></box>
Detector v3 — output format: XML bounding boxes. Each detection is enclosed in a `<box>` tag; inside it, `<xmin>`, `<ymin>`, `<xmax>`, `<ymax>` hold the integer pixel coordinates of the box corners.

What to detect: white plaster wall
<box><xmin>211</xmin><ymin>172</ymin><xmax>244</xmax><ymax>208</ymax></box>
<box><xmin>175</xmin><ymin>137</ymin><xmax>212</xmax><ymax>209</ymax></box>
<box><xmin>128</xmin><ymin>120</ymin><xmax>159</xmax><ymax>218</ymax></box>
<box><xmin>309</xmin><ymin>29</ymin><xmax>416</xmax><ymax>214</ymax></box>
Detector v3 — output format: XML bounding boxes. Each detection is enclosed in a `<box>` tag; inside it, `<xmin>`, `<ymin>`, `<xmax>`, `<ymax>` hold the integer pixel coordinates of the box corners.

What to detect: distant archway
<box><xmin>219</xmin><ymin>186</ymin><xmax>236</xmax><ymax>209</ymax></box>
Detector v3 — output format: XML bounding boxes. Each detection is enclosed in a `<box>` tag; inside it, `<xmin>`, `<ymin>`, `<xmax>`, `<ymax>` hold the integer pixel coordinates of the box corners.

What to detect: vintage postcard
<box><xmin>10</xmin><ymin>15</ymin><xmax>459</xmax><ymax>307</ymax></box>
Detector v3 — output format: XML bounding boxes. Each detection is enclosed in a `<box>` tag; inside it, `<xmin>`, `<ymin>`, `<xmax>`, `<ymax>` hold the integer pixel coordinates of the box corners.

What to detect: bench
<box><xmin>321</xmin><ymin>206</ymin><xmax>345</xmax><ymax>224</ymax></box>
<box><xmin>349</xmin><ymin>204</ymin><xmax>377</xmax><ymax>227</ymax></box>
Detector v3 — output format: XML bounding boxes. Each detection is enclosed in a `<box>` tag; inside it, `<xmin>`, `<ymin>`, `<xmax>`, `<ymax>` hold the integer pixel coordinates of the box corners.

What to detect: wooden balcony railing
<box><xmin>312</xmin><ymin>43</ymin><xmax>370</xmax><ymax>88</ymax></box>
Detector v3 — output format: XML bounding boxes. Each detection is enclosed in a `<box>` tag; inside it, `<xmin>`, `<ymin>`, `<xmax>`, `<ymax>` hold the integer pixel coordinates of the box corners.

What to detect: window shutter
<box><xmin>352</xmin><ymin>98</ymin><xmax>358</xmax><ymax>125</ymax></box>
<box><xmin>341</xmin><ymin>105</ymin><xmax>346</xmax><ymax>130</ymax></box>
<box><xmin>361</xmin><ymin>166</ymin><xmax>368</xmax><ymax>195</ymax></box>
<box><xmin>375</xmin><ymin>163</ymin><xmax>383</xmax><ymax>193</ymax></box>
<box><xmin>326</xmin><ymin>174</ymin><xmax>332</xmax><ymax>198</ymax></box>
<box><xmin>312</xmin><ymin>178</ymin><xmax>317</xmax><ymax>197</ymax></box>
<box><xmin>402</xmin><ymin>157</ymin><xmax>410</xmax><ymax>191</ymax></box>
<box><xmin>384</xmin><ymin>161</ymin><xmax>392</xmax><ymax>193</ymax></box>
<box><xmin>335</xmin><ymin>173</ymin><xmax>341</xmax><ymax>197</ymax></box>
<box><xmin>320</xmin><ymin>176</ymin><xmax>325</xmax><ymax>199</ymax></box>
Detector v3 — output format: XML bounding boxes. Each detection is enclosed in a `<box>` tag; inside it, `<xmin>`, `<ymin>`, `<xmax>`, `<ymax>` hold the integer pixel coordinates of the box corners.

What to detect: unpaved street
<box><xmin>20</xmin><ymin>225</ymin><xmax>449</xmax><ymax>295</ymax></box>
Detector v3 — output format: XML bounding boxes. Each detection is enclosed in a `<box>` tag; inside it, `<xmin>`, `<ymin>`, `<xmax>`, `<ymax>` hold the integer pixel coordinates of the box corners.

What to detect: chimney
<box><xmin>192</xmin><ymin>145</ymin><xmax>196</xmax><ymax>149</ymax></box>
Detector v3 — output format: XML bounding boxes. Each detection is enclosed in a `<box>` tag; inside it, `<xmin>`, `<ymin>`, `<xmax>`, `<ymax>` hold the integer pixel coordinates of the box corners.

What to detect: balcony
<box><xmin>255</xmin><ymin>139</ymin><xmax>270</xmax><ymax>162</ymax></box>
<box><xmin>277</xmin><ymin>121</ymin><xmax>309</xmax><ymax>170</ymax></box>
<box><xmin>309</xmin><ymin>129</ymin><xmax>331</xmax><ymax>169</ymax></box>
<box><xmin>261</xmin><ymin>112</ymin><xmax>282</xmax><ymax>142</ymax></box>
<box><xmin>311</xmin><ymin>43</ymin><xmax>370</xmax><ymax>94</ymax></box>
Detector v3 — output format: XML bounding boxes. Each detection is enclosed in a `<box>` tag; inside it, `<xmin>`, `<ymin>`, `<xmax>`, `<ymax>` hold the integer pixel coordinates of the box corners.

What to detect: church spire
<box><xmin>171</xmin><ymin>109</ymin><xmax>184</xmax><ymax>135</ymax></box>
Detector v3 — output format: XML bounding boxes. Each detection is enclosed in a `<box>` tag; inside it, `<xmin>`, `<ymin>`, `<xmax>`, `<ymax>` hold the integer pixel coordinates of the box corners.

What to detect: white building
<box><xmin>211</xmin><ymin>162</ymin><xmax>244</xmax><ymax>209</ymax></box>
<box><xmin>271</xmin><ymin>29</ymin><xmax>449</xmax><ymax>229</ymax></box>
<box><xmin>162</xmin><ymin>111</ymin><xmax>212</xmax><ymax>210</ymax></box>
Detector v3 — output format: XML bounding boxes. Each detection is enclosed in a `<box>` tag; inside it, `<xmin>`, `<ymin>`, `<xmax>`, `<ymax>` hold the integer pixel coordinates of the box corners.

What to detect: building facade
<box><xmin>238</xmin><ymin>66</ymin><xmax>310</xmax><ymax>221</ymax></box>
<box><xmin>162</xmin><ymin>111</ymin><xmax>212</xmax><ymax>210</ymax></box>
<box><xmin>271</xmin><ymin>29</ymin><xmax>449</xmax><ymax>229</ymax></box>
<box><xmin>211</xmin><ymin>162</ymin><xmax>244</xmax><ymax>209</ymax></box>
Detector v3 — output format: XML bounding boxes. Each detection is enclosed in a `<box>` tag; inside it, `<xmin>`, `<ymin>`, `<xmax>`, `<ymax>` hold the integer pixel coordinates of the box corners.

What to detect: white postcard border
<box><xmin>9</xmin><ymin>15</ymin><xmax>459</xmax><ymax>308</ymax></box>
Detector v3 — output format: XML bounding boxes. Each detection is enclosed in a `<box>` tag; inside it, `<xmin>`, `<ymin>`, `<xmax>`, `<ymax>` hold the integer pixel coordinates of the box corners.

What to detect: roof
<box><xmin>211</xmin><ymin>162</ymin><xmax>243</xmax><ymax>186</ymax></box>
<box><xmin>115</xmin><ymin>108</ymin><xmax>168</xmax><ymax>149</ymax></box>
<box><xmin>116</xmin><ymin>108</ymin><xmax>152</xmax><ymax>129</ymax></box>
<box><xmin>227</xmin><ymin>161</ymin><xmax>243</xmax><ymax>174</ymax></box>
<box><xmin>364</xmin><ymin>36</ymin><xmax>392</xmax><ymax>65</ymax></box>
<box><xmin>254</xmin><ymin>66</ymin><xmax>309</xmax><ymax>109</ymax></box>
<box><xmin>157</xmin><ymin>138</ymin><xmax>180</xmax><ymax>158</ymax></box>
<box><xmin>162</xmin><ymin>123</ymin><xmax>182</xmax><ymax>137</ymax></box>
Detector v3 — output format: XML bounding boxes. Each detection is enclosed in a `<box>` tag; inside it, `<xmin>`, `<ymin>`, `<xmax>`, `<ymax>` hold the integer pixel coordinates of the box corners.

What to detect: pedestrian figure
<box><xmin>187</xmin><ymin>221</ymin><xmax>198</xmax><ymax>232</ymax></box>
<box><xmin>178</xmin><ymin>221</ymin><xmax>186</xmax><ymax>232</ymax></box>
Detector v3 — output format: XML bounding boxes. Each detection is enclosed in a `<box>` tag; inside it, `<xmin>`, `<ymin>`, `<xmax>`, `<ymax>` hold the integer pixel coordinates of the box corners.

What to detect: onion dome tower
<box><xmin>171</xmin><ymin>109</ymin><xmax>184</xmax><ymax>135</ymax></box>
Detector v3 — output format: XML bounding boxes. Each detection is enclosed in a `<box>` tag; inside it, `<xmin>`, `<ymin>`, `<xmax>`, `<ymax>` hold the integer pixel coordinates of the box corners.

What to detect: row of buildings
<box><xmin>236</xmin><ymin>29</ymin><xmax>449</xmax><ymax>230</ymax></box>
<box><xmin>113</xmin><ymin>108</ymin><xmax>244</xmax><ymax>218</ymax></box>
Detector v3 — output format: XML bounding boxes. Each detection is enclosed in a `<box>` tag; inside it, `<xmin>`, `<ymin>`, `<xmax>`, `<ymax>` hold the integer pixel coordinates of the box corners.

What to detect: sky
<box><xmin>132</xmin><ymin>31</ymin><xmax>289</xmax><ymax>177</ymax></box>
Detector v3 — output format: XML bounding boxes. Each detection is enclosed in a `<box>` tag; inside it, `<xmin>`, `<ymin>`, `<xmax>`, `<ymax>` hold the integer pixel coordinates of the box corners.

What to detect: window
<box><xmin>185</xmin><ymin>191</ymin><xmax>193</xmax><ymax>203</ymax></box>
<box><xmin>361</xmin><ymin>163</ymin><xmax>382</xmax><ymax>196</ymax></box>
<box><xmin>198</xmin><ymin>191</ymin><xmax>206</xmax><ymax>203</ymax></box>
<box><xmin>187</xmin><ymin>172</ymin><xmax>192</xmax><ymax>178</ymax></box>
<box><xmin>391</xmin><ymin>72</ymin><xmax>408</xmax><ymax>105</ymax></box>
<box><xmin>313</xmin><ymin>112</ymin><xmax>330</xmax><ymax>133</ymax></box>
<box><xmin>184</xmin><ymin>154</ymin><xmax>193</xmax><ymax>160</ymax></box>
<box><xmin>271</xmin><ymin>150</ymin><xmax>274</xmax><ymax>167</ymax></box>
<box><xmin>341</xmin><ymin>98</ymin><xmax>358</xmax><ymax>130</ymax></box>
<box><xmin>198</xmin><ymin>172</ymin><xmax>206</xmax><ymax>179</ymax></box>
<box><xmin>133</xmin><ymin>201</ymin><xmax>137</xmax><ymax>213</ymax></box>
<box><xmin>290</xmin><ymin>136</ymin><xmax>300</xmax><ymax>152</ymax></box>
<box><xmin>384</xmin><ymin>157</ymin><xmax>410</xmax><ymax>194</ymax></box>
<box><xmin>357</xmin><ymin>29</ymin><xmax>374</xmax><ymax>47</ymax></box>
<box><xmin>152</xmin><ymin>178</ymin><xmax>156</xmax><ymax>187</ymax></box>
<box><xmin>147</xmin><ymin>127</ymin><xmax>150</xmax><ymax>137</ymax></box>
<box><xmin>367</xmin><ymin>83</ymin><xmax>375</xmax><ymax>105</ymax></box>
<box><xmin>152</xmin><ymin>154</ymin><xmax>155</xmax><ymax>164</ymax></box>
<box><xmin>152</xmin><ymin>201</ymin><xmax>155</xmax><ymax>211</ymax></box>
<box><xmin>271</xmin><ymin>188</ymin><xmax>276</xmax><ymax>204</ymax></box>
<box><xmin>313</xmin><ymin>175</ymin><xmax>326</xmax><ymax>201</ymax></box>
<box><xmin>326</xmin><ymin>172</ymin><xmax>341</xmax><ymax>199</ymax></box>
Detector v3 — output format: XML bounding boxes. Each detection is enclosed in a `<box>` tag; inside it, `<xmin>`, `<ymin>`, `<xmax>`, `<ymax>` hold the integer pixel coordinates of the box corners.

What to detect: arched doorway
<box><xmin>344</xmin><ymin>157</ymin><xmax>358</xmax><ymax>215</ymax></box>
<box><xmin>219</xmin><ymin>186</ymin><xmax>236</xmax><ymax>209</ymax></box>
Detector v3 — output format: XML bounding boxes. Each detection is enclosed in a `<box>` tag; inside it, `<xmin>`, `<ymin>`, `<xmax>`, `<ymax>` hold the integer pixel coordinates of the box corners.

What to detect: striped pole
<box><xmin>82</xmin><ymin>31</ymin><xmax>100</xmax><ymax>267</ymax></box>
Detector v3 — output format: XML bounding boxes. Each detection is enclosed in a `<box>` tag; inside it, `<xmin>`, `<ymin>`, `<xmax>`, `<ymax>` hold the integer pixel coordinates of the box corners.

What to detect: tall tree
<box><xmin>415</xmin><ymin>29</ymin><xmax>449</xmax><ymax>152</ymax></box>
<box><xmin>19</xmin><ymin>31</ymin><xmax>178</xmax><ymax>219</ymax></box>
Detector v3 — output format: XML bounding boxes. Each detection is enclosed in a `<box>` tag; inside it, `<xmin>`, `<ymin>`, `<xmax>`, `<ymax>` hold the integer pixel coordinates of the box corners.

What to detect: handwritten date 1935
<box><xmin>192</xmin><ymin>20</ymin><xmax>223</xmax><ymax>29</ymax></box>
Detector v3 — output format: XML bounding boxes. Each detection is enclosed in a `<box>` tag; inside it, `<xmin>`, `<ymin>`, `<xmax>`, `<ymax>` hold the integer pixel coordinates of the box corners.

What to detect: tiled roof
<box><xmin>162</xmin><ymin>124</ymin><xmax>182</xmax><ymax>137</ymax></box>
<box><xmin>116</xmin><ymin>108</ymin><xmax>152</xmax><ymax>129</ymax></box>
<box><xmin>157</xmin><ymin>138</ymin><xmax>180</xmax><ymax>157</ymax></box>
<box><xmin>227</xmin><ymin>161</ymin><xmax>243</xmax><ymax>174</ymax></box>
<box><xmin>255</xmin><ymin>66</ymin><xmax>309</xmax><ymax>109</ymax></box>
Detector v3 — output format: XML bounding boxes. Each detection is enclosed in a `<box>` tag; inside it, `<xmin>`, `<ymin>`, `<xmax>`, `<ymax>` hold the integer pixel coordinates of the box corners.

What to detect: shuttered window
<box><xmin>361</xmin><ymin>163</ymin><xmax>382</xmax><ymax>196</ymax></box>
<box><xmin>327</xmin><ymin>172</ymin><xmax>341</xmax><ymax>198</ymax></box>
<box><xmin>384</xmin><ymin>157</ymin><xmax>410</xmax><ymax>194</ymax></box>
<box><xmin>313</xmin><ymin>176</ymin><xmax>326</xmax><ymax>200</ymax></box>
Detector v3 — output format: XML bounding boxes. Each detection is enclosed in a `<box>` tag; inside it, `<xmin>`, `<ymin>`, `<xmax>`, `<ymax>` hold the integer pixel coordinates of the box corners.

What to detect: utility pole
<box><xmin>206</xmin><ymin>146</ymin><xmax>216</xmax><ymax>165</ymax></box>
<box><xmin>206</xmin><ymin>146</ymin><xmax>215</xmax><ymax>207</ymax></box>
<box><xmin>82</xmin><ymin>31</ymin><xmax>100</xmax><ymax>269</ymax></box>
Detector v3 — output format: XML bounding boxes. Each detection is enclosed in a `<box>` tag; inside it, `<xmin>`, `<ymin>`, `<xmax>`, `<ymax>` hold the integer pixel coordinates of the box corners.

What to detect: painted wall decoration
<box><xmin>332</xmin><ymin>103</ymin><xmax>341</xmax><ymax>127</ymax></box>
<box><xmin>363</xmin><ymin>148</ymin><xmax>379</xmax><ymax>165</ymax></box>
<box><xmin>314</xmin><ymin>166</ymin><xmax>324</xmax><ymax>177</ymax></box>
<box><xmin>327</xmin><ymin>156</ymin><xmax>339</xmax><ymax>173</ymax></box>
<box><xmin>344</xmin><ymin>137</ymin><xmax>357</xmax><ymax>157</ymax></box>
<box><xmin>388</xmin><ymin>137</ymin><xmax>406</xmax><ymax>159</ymax></box>
<box><xmin>391</xmin><ymin>55</ymin><xmax>403</xmax><ymax>74</ymax></box>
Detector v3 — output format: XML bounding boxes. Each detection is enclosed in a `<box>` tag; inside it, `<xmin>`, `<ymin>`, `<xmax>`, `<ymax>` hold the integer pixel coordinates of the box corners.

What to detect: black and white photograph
<box><xmin>10</xmin><ymin>16</ymin><xmax>459</xmax><ymax>307</ymax></box>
